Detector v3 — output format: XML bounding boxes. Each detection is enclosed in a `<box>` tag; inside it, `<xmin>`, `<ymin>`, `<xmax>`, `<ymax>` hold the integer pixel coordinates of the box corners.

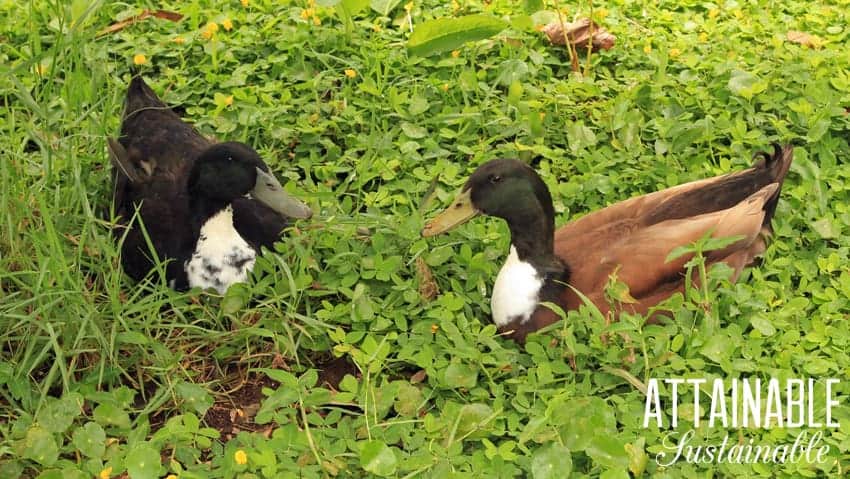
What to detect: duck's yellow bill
<box><xmin>421</xmin><ymin>188</ymin><xmax>479</xmax><ymax>237</ymax></box>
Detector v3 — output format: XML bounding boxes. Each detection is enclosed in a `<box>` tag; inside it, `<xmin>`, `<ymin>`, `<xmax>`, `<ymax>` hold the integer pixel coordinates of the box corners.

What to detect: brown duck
<box><xmin>422</xmin><ymin>145</ymin><xmax>793</xmax><ymax>342</ymax></box>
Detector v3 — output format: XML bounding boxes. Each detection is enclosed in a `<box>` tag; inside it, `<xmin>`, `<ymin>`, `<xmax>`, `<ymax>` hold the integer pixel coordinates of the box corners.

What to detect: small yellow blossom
<box><xmin>669</xmin><ymin>48</ymin><xmax>681</xmax><ymax>58</ymax></box>
<box><xmin>708</xmin><ymin>9</ymin><xmax>719</xmax><ymax>19</ymax></box>
<box><xmin>733</xmin><ymin>9</ymin><xmax>742</xmax><ymax>19</ymax></box>
<box><xmin>173</xmin><ymin>36</ymin><xmax>186</xmax><ymax>44</ymax></box>
<box><xmin>372</xmin><ymin>24</ymin><xmax>382</xmax><ymax>32</ymax></box>
<box><xmin>222</xmin><ymin>18</ymin><xmax>233</xmax><ymax>31</ymax></box>
<box><xmin>241</xmin><ymin>0</ymin><xmax>249</xmax><ymax>6</ymax></box>
<box><xmin>451</xmin><ymin>50</ymin><xmax>460</xmax><ymax>58</ymax></box>
<box><xmin>430</xmin><ymin>324</ymin><xmax>439</xmax><ymax>334</ymax></box>
<box><xmin>201</xmin><ymin>29</ymin><xmax>214</xmax><ymax>40</ymax></box>
<box><xmin>166</xmin><ymin>475</ymin><xmax>178</xmax><ymax>479</ymax></box>
<box><xmin>441</xmin><ymin>83</ymin><xmax>449</xmax><ymax>92</ymax></box>
<box><xmin>224</xmin><ymin>95</ymin><xmax>234</xmax><ymax>106</ymax></box>
<box><xmin>344</xmin><ymin>69</ymin><xmax>357</xmax><ymax>78</ymax></box>
<box><xmin>539</xmin><ymin>112</ymin><xmax>546</xmax><ymax>121</ymax></box>
<box><xmin>133</xmin><ymin>54</ymin><xmax>147</xmax><ymax>65</ymax></box>
<box><xmin>313</xmin><ymin>16</ymin><xmax>321</xmax><ymax>25</ymax></box>
<box><xmin>99</xmin><ymin>467</ymin><xmax>112</xmax><ymax>479</ymax></box>
<box><xmin>699</xmin><ymin>32</ymin><xmax>708</xmax><ymax>42</ymax></box>
<box><xmin>451</xmin><ymin>0</ymin><xmax>459</xmax><ymax>11</ymax></box>
<box><xmin>643</xmin><ymin>44</ymin><xmax>652</xmax><ymax>54</ymax></box>
<box><xmin>595</xmin><ymin>8</ymin><xmax>609</xmax><ymax>20</ymax></box>
<box><xmin>404</xmin><ymin>1</ymin><xmax>413</xmax><ymax>12</ymax></box>
<box><xmin>301</xmin><ymin>8</ymin><xmax>314</xmax><ymax>19</ymax></box>
<box><xmin>206</xmin><ymin>21</ymin><xmax>219</xmax><ymax>33</ymax></box>
<box><xmin>234</xmin><ymin>450</ymin><xmax>248</xmax><ymax>465</ymax></box>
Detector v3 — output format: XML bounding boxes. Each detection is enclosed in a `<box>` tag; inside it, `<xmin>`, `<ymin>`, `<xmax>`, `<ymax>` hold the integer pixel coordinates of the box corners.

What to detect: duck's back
<box><xmin>553</xmin><ymin>145</ymin><xmax>793</xmax><ymax>311</ymax></box>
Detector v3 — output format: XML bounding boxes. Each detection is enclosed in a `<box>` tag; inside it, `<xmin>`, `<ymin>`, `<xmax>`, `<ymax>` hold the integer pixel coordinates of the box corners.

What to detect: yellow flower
<box><xmin>441</xmin><ymin>83</ymin><xmax>449</xmax><ymax>92</ymax></box>
<box><xmin>99</xmin><ymin>467</ymin><xmax>112</xmax><ymax>479</ymax></box>
<box><xmin>312</xmin><ymin>16</ymin><xmax>321</xmax><ymax>25</ymax></box>
<box><xmin>133</xmin><ymin>54</ymin><xmax>147</xmax><ymax>65</ymax></box>
<box><xmin>344</xmin><ymin>69</ymin><xmax>357</xmax><ymax>78</ymax></box>
<box><xmin>643</xmin><ymin>43</ymin><xmax>652</xmax><ymax>54</ymax></box>
<box><xmin>451</xmin><ymin>0</ymin><xmax>459</xmax><ymax>11</ymax></box>
<box><xmin>699</xmin><ymin>32</ymin><xmax>708</xmax><ymax>42</ymax></box>
<box><xmin>234</xmin><ymin>450</ymin><xmax>248</xmax><ymax>465</ymax></box>
<box><xmin>708</xmin><ymin>8</ymin><xmax>719</xmax><ymax>19</ymax></box>
<box><xmin>430</xmin><ymin>324</ymin><xmax>439</xmax><ymax>334</ymax></box>
<box><xmin>173</xmin><ymin>36</ymin><xmax>185</xmax><ymax>44</ymax></box>
<box><xmin>451</xmin><ymin>50</ymin><xmax>460</xmax><ymax>58</ymax></box>
<box><xmin>733</xmin><ymin>9</ymin><xmax>742</xmax><ymax>19</ymax></box>
<box><xmin>241</xmin><ymin>0</ymin><xmax>249</xmax><ymax>6</ymax></box>
<box><xmin>201</xmin><ymin>29</ymin><xmax>214</xmax><ymax>40</ymax></box>
<box><xmin>205</xmin><ymin>21</ymin><xmax>219</xmax><ymax>33</ymax></box>
<box><xmin>222</xmin><ymin>18</ymin><xmax>233</xmax><ymax>31</ymax></box>
<box><xmin>595</xmin><ymin>8</ymin><xmax>609</xmax><ymax>20</ymax></box>
<box><xmin>166</xmin><ymin>475</ymin><xmax>178</xmax><ymax>479</ymax></box>
<box><xmin>301</xmin><ymin>8</ymin><xmax>314</xmax><ymax>20</ymax></box>
<box><xmin>372</xmin><ymin>24</ymin><xmax>382</xmax><ymax>32</ymax></box>
<box><xmin>224</xmin><ymin>95</ymin><xmax>234</xmax><ymax>106</ymax></box>
<box><xmin>669</xmin><ymin>48</ymin><xmax>681</xmax><ymax>58</ymax></box>
<box><xmin>404</xmin><ymin>1</ymin><xmax>413</xmax><ymax>12</ymax></box>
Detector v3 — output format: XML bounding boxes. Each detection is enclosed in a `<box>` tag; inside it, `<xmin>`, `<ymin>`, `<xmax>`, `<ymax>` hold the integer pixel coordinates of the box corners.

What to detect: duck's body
<box><xmin>423</xmin><ymin>145</ymin><xmax>793</xmax><ymax>342</ymax></box>
<box><xmin>110</xmin><ymin>77</ymin><xmax>311</xmax><ymax>292</ymax></box>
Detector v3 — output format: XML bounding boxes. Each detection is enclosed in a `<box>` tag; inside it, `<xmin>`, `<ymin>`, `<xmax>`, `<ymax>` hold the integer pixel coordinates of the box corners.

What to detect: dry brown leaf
<box><xmin>97</xmin><ymin>10</ymin><xmax>183</xmax><ymax>37</ymax></box>
<box><xmin>542</xmin><ymin>18</ymin><xmax>616</xmax><ymax>52</ymax></box>
<box><xmin>786</xmin><ymin>30</ymin><xmax>823</xmax><ymax>48</ymax></box>
<box><xmin>415</xmin><ymin>256</ymin><xmax>439</xmax><ymax>302</ymax></box>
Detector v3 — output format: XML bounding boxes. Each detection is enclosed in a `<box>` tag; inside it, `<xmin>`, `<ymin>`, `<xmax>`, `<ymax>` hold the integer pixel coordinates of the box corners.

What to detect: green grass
<box><xmin>2</xmin><ymin>0</ymin><xmax>850</xmax><ymax>477</ymax></box>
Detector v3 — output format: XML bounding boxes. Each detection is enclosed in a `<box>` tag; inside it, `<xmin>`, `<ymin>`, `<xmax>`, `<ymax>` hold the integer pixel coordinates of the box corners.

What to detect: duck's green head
<box><xmin>422</xmin><ymin>159</ymin><xmax>554</xmax><ymax>237</ymax></box>
<box><xmin>189</xmin><ymin>142</ymin><xmax>312</xmax><ymax>219</ymax></box>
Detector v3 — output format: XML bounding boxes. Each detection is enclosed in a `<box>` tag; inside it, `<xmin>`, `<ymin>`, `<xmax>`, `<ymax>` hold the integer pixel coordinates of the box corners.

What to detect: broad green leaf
<box><xmin>586</xmin><ymin>435</ymin><xmax>629</xmax><ymax>470</ymax></box>
<box><xmin>531</xmin><ymin>443</ymin><xmax>572</xmax><ymax>479</ymax></box>
<box><xmin>408</xmin><ymin>15</ymin><xmax>508</xmax><ymax>57</ymax></box>
<box><xmin>125</xmin><ymin>443</ymin><xmax>162</xmax><ymax>479</ymax></box>
<box><xmin>93</xmin><ymin>403</ymin><xmax>131</xmax><ymax>430</ymax></box>
<box><xmin>19</xmin><ymin>426</ymin><xmax>58</xmax><ymax>466</ymax></box>
<box><xmin>36</xmin><ymin>393</ymin><xmax>82</xmax><ymax>433</ymax></box>
<box><xmin>370</xmin><ymin>0</ymin><xmax>402</xmax><ymax>15</ymax></box>
<box><xmin>72</xmin><ymin>422</ymin><xmax>106</xmax><ymax>458</ymax></box>
<box><xmin>394</xmin><ymin>382</ymin><xmax>422</xmax><ymax>417</ymax></box>
<box><xmin>443</xmin><ymin>362</ymin><xmax>477</xmax><ymax>389</ymax></box>
<box><xmin>727</xmin><ymin>70</ymin><xmax>767</xmax><ymax>99</ymax></box>
<box><xmin>360</xmin><ymin>440</ymin><xmax>397</xmax><ymax>476</ymax></box>
<box><xmin>523</xmin><ymin>0</ymin><xmax>544</xmax><ymax>14</ymax></box>
<box><xmin>456</xmin><ymin>403</ymin><xmax>494</xmax><ymax>438</ymax></box>
<box><xmin>175</xmin><ymin>382</ymin><xmax>214</xmax><ymax>415</ymax></box>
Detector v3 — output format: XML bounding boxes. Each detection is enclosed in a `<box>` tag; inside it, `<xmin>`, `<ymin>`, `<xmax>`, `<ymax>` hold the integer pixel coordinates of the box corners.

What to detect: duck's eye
<box><xmin>489</xmin><ymin>175</ymin><xmax>502</xmax><ymax>184</ymax></box>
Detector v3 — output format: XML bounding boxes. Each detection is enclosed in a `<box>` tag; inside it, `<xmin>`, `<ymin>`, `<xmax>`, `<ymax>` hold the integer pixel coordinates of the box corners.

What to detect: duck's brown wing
<box><xmin>554</xmin><ymin>145</ymin><xmax>792</xmax><ymax>310</ymax></box>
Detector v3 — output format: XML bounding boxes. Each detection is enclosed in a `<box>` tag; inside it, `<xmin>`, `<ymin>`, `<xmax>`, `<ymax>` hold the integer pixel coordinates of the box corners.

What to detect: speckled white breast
<box><xmin>491</xmin><ymin>246</ymin><xmax>543</xmax><ymax>326</ymax></box>
<box><xmin>185</xmin><ymin>206</ymin><xmax>256</xmax><ymax>294</ymax></box>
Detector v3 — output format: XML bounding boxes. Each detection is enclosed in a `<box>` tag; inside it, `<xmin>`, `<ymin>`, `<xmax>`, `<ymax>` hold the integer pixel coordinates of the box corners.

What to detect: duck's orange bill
<box><xmin>421</xmin><ymin>188</ymin><xmax>479</xmax><ymax>237</ymax></box>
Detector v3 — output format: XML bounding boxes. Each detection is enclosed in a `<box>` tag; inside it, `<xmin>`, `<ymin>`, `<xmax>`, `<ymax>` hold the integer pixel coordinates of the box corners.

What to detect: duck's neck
<box><xmin>504</xmin><ymin>204</ymin><xmax>558</xmax><ymax>268</ymax></box>
<box><xmin>191</xmin><ymin>197</ymin><xmax>232</xmax><ymax>233</ymax></box>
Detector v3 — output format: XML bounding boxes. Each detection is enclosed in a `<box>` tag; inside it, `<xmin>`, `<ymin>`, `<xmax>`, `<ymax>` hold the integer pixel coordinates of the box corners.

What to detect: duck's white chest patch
<box><xmin>185</xmin><ymin>206</ymin><xmax>256</xmax><ymax>294</ymax></box>
<box><xmin>491</xmin><ymin>246</ymin><xmax>543</xmax><ymax>327</ymax></box>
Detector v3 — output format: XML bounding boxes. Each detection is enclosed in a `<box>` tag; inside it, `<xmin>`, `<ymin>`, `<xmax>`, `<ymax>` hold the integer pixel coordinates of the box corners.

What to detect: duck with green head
<box><xmin>423</xmin><ymin>147</ymin><xmax>793</xmax><ymax>342</ymax></box>
<box><xmin>109</xmin><ymin>76</ymin><xmax>312</xmax><ymax>293</ymax></box>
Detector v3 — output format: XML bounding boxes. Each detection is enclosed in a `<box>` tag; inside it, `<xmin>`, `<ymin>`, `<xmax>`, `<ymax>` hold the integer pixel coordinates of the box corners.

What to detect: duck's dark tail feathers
<box><xmin>124</xmin><ymin>74</ymin><xmax>167</xmax><ymax>118</ymax></box>
<box><xmin>755</xmin><ymin>143</ymin><xmax>793</xmax><ymax>232</ymax></box>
